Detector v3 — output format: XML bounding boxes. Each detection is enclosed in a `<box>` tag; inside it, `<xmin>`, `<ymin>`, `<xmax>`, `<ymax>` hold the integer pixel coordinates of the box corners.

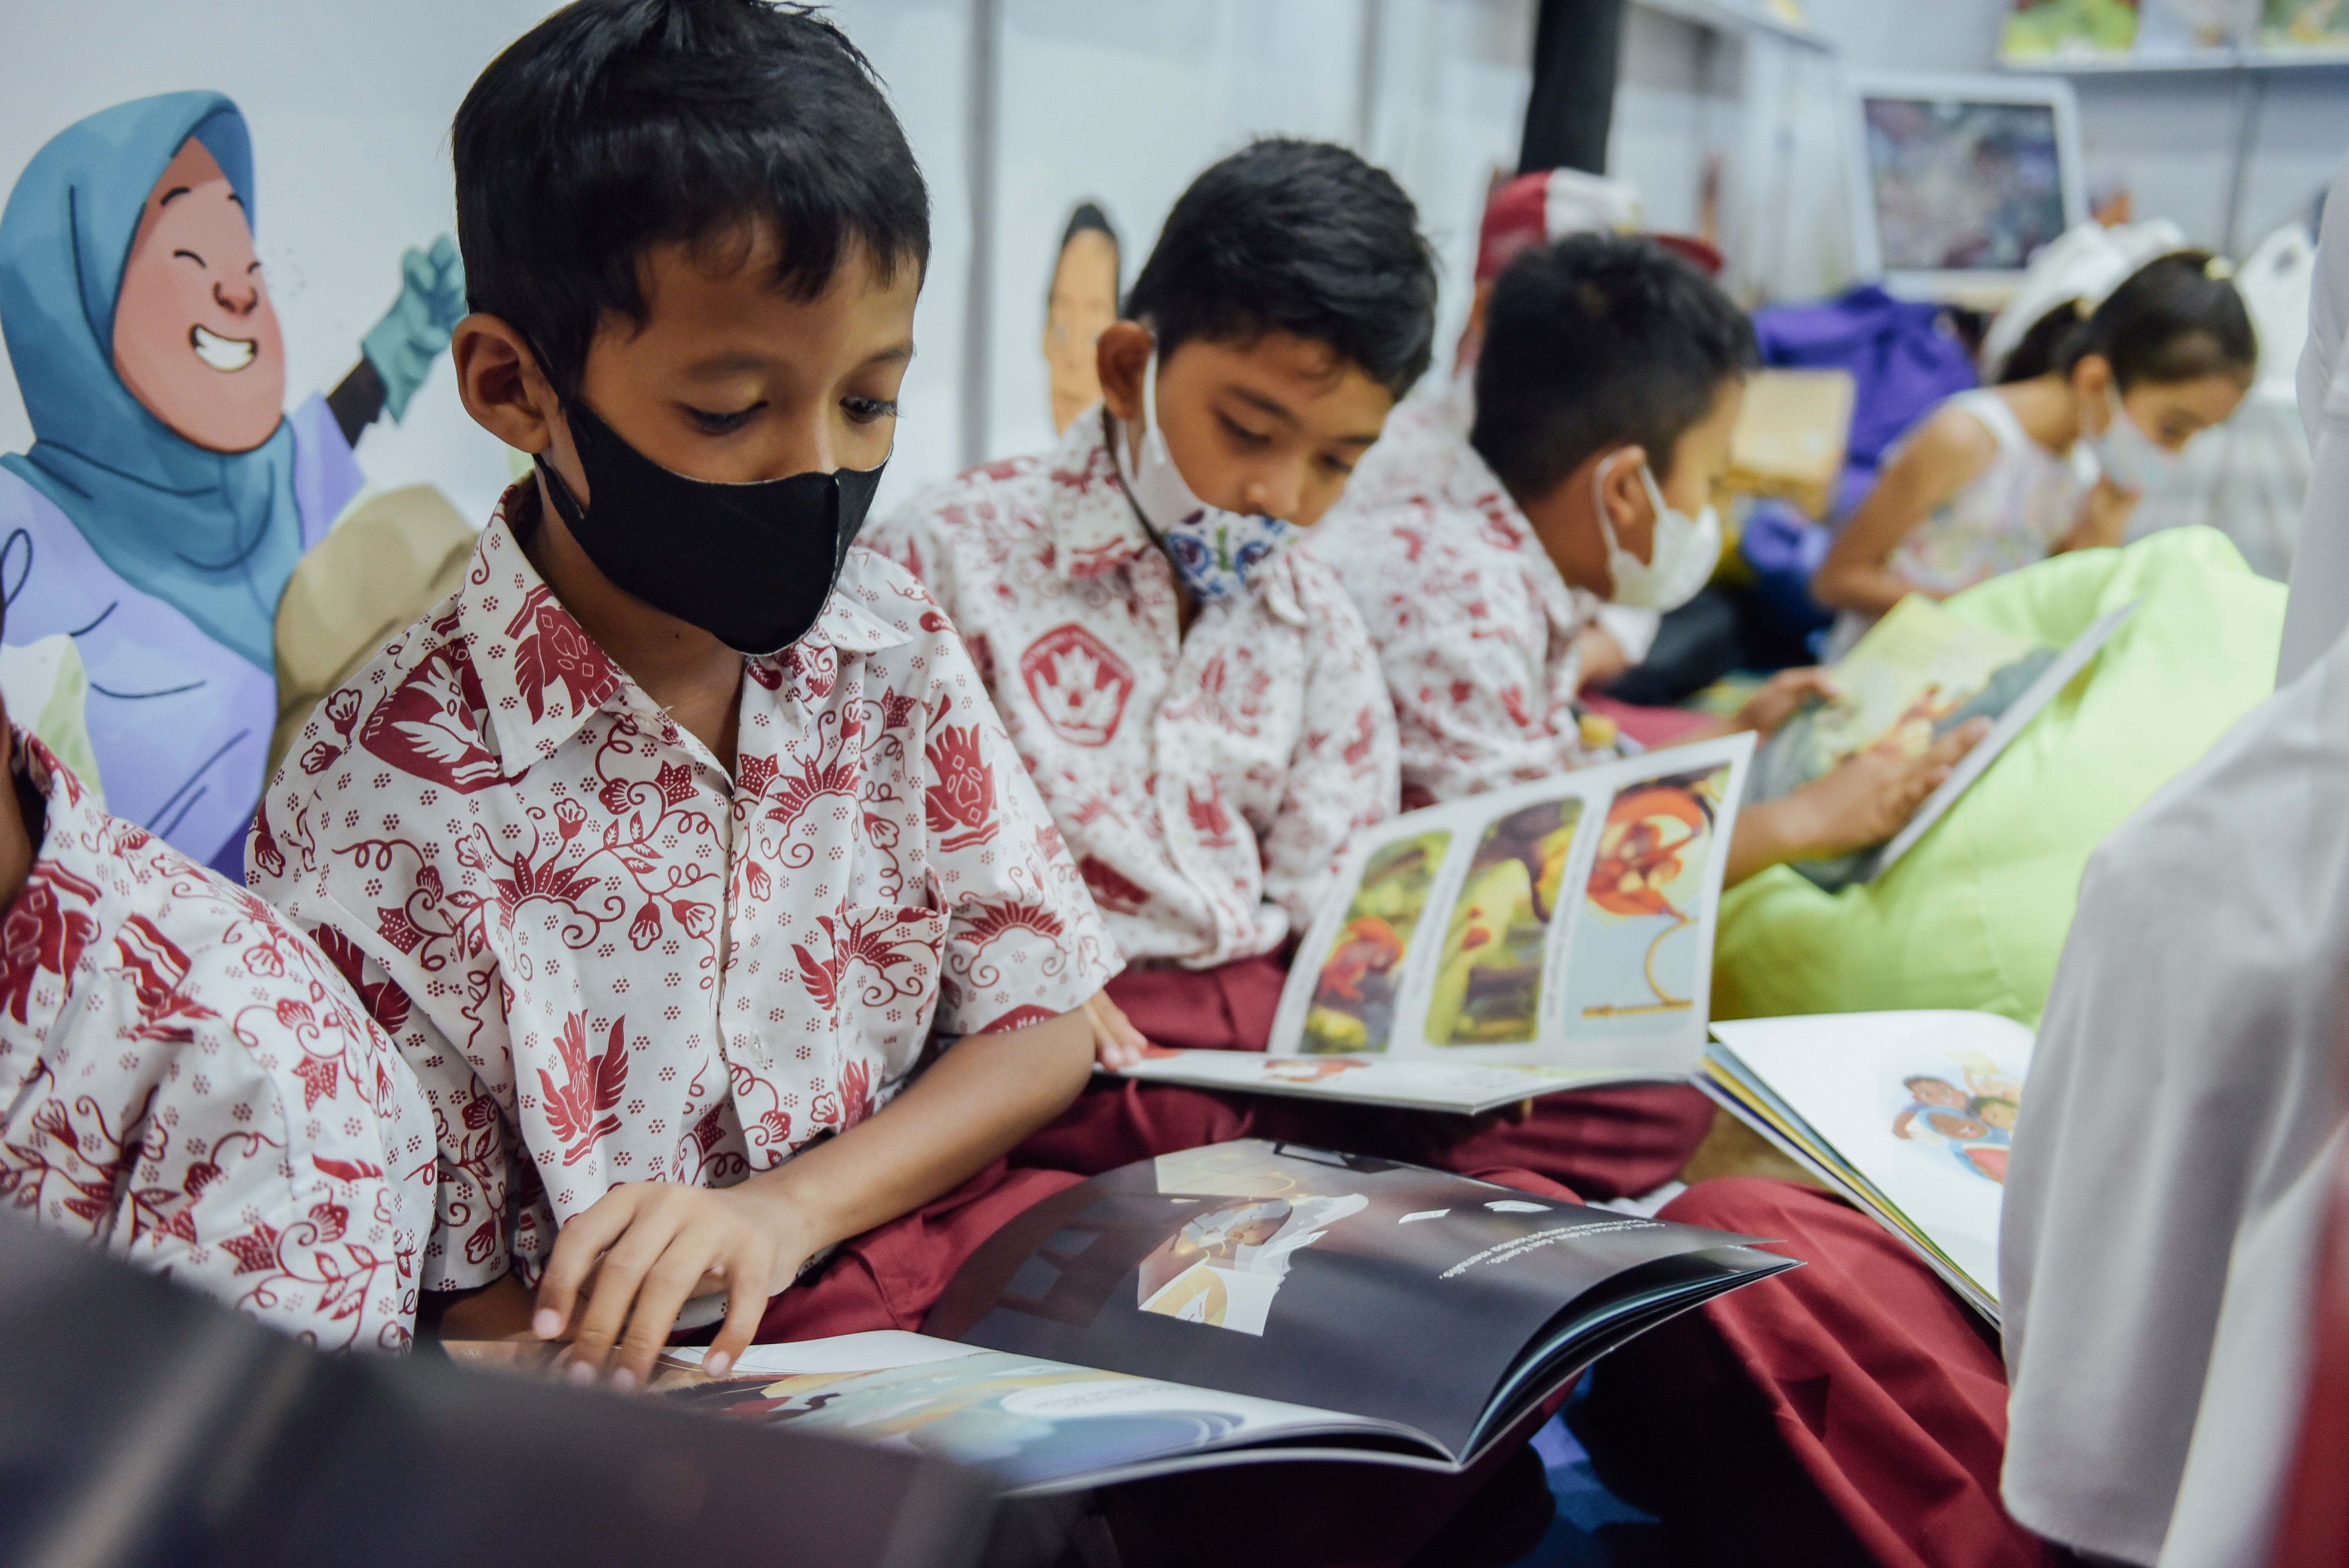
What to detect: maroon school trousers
<box><xmin>1022</xmin><ymin>953</ymin><xmax>1716</xmax><ymax>1201</ymax></box>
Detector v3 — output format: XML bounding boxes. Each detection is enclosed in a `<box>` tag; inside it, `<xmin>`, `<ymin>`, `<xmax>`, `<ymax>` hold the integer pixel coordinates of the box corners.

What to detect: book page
<box><xmin>928</xmin><ymin>1139</ymin><xmax>1773</xmax><ymax>1460</ymax></box>
<box><xmin>1109</xmin><ymin>1052</ymin><xmax>1634</xmax><ymax>1115</ymax></box>
<box><xmin>1750</xmin><ymin>595</ymin><xmax>2044</xmax><ymax>806</ymax></box>
<box><xmin>1708</xmin><ymin>1011</ymin><xmax>2033</xmax><ymax>1304</ymax></box>
<box><xmin>1269</xmin><ymin>733</ymin><xmax>1753</xmax><ymax>1076</ymax></box>
<box><xmin>655</xmin><ymin>1339</ymin><xmax>1386</xmax><ymax>1495</ymax></box>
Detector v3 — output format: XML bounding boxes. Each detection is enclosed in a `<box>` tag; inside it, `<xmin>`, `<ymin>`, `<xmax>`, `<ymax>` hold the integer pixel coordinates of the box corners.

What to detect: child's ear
<box><xmin>2069</xmin><ymin>351</ymin><xmax>2114</xmax><ymax>409</ymax></box>
<box><xmin>451</xmin><ymin>314</ymin><xmax>562</xmax><ymax>455</ymax></box>
<box><xmin>1096</xmin><ymin>321</ymin><xmax>1153</xmax><ymax>425</ymax></box>
<box><xmin>1595</xmin><ymin>444</ymin><xmax>1650</xmax><ymax>534</ymax></box>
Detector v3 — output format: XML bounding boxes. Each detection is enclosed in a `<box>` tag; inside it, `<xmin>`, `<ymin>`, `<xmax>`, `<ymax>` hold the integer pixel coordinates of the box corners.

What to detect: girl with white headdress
<box><xmin>1814</xmin><ymin>251</ymin><xmax>2257</xmax><ymax>659</ymax></box>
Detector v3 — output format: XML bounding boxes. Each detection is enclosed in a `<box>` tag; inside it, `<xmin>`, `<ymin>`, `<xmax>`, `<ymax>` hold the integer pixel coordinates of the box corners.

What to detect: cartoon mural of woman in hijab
<box><xmin>0</xmin><ymin>91</ymin><xmax>465</xmax><ymax>876</ymax></box>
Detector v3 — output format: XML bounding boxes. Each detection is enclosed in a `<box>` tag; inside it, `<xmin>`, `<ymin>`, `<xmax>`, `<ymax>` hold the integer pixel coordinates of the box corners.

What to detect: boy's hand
<box><xmin>1084</xmin><ymin>989</ymin><xmax>1152</xmax><ymax>1069</ymax></box>
<box><xmin>532</xmin><ymin>1178</ymin><xmax>813</xmax><ymax>1391</ymax></box>
<box><xmin>1732</xmin><ymin>668</ymin><xmax>1843</xmax><ymax>738</ymax></box>
<box><xmin>1786</xmin><ymin>717</ymin><xmax>1992</xmax><ymax>860</ymax></box>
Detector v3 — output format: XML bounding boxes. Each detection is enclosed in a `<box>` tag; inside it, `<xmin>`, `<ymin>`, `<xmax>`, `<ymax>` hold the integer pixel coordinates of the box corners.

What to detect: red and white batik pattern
<box><xmin>250</xmin><ymin>486</ymin><xmax>1114</xmax><ymax>1292</ymax></box>
<box><xmin>0</xmin><ymin>732</ymin><xmax>431</xmax><ymax>1350</ymax></box>
<box><xmin>1302</xmin><ymin>436</ymin><xmax>1608</xmax><ymax>810</ymax></box>
<box><xmin>864</xmin><ymin>407</ymin><xmax>1399</xmax><ymax>970</ymax></box>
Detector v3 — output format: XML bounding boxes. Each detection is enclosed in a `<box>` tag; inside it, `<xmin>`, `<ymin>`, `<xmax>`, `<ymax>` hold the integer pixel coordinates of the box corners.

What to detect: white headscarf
<box><xmin>1997</xmin><ymin>148</ymin><xmax>2349</xmax><ymax>1568</ymax></box>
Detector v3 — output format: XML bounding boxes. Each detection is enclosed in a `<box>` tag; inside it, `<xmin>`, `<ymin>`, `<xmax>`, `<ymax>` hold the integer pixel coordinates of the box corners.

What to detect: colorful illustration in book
<box><xmin>1891</xmin><ymin>1049</ymin><xmax>2021</xmax><ymax>1184</ymax></box>
<box><xmin>1043</xmin><ymin>203</ymin><xmax>1120</xmax><ymax>433</ymax></box>
<box><xmin>1560</xmin><ymin>765</ymin><xmax>1730</xmax><ymax>1034</ymax></box>
<box><xmin>1750</xmin><ymin>598</ymin><xmax>2056</xmax><ymax>807</ymax></box>
<box><xmin>1424</xmin><ymin>797</ymin><xmax>1583</xmax><ymax>1047</ymax></box>
<box><xmin>1135</xmin><ymin>1193</ymin><xmax>1371</xmax><ymax>1336</ymax></box>
<box><xmin>0</xmin><ymin>91</ymin><xmax>469</xmax><ymax>876</ymax></box>
<box><xmin>1302</xmin><ymin>829</ymin><xmax>1450</xmax><ymax>1054</ymax></box>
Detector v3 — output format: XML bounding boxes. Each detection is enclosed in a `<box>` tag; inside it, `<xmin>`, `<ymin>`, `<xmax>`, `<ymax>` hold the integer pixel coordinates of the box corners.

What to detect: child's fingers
<box><xmin>562</xmin><ymin>1210</ymin><xmax>682</xmax><ymax>1377</ymax></box>
<box><xmin>533</xmin><ymin>1185</ymin><xmax>645</xmax><ymax>1340</ymax></box>
<box><xmin>703</xmin><ymin>1273</ymin><xmax>772</xmax><ymax>1381</ymax></box>
<box><xmin>1931</xmin><ymin>716</ymin><xmax>1994</xmax><ymax>765</ymax></box>
<box><xmin>608</xmin><ymin>1231</ymin><xmax>720</xmax><ymax>1390</ymax></box>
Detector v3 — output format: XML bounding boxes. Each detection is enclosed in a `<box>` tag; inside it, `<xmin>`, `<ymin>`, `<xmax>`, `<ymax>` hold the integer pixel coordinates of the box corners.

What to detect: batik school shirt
<box><xmin>249</xmin><ymin>485</ymin><xmax>1114</xmax><ymax>1293</ymax></box>
<box><xmin>864</xmin><ymin>407</ymin><xmax>1399</xmax><ymax>969</ymax></box>
<box><xmin>0</xmin><ymin>730</ymin><xmax>431</xmax><ymax>1350</ymax></box>
<box><xmin>1301</xmin><ymin>436</ymin><xmax>1606</xmax><ymax>810</ymax></box>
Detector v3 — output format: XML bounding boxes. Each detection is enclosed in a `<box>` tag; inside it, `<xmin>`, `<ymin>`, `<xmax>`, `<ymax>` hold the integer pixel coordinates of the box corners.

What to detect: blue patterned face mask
<box><xmin>1111</xmin><ymin>349</ymin><xmax>1300</xmax><ymax>603</ymax></box>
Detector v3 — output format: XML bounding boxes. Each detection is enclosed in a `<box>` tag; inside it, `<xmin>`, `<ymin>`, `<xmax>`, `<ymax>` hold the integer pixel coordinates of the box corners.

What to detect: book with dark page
<box><xmin>653</xmin><ymin>1139</ymin><xmax>1795</xmax><ymax>1493</ymax></box>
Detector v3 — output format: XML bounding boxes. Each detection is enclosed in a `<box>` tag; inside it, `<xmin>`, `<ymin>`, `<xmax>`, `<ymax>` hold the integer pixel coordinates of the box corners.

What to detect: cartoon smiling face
<box><xmin>110</xmin><ymin>135</ymin><xmax>286</xmax><ymax>452</ymax></box>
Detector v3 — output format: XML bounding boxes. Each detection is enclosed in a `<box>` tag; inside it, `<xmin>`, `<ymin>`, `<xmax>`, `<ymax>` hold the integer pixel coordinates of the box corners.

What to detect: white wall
<box><xmin>2</xmin><ymin>0</ymin><xmax>1536</xmax><ymax>524</ymax></box>
<box><xmin>1604</xmin><ymin>0</ymin><xmax>2349</xmax><ymax>307</ymax></box>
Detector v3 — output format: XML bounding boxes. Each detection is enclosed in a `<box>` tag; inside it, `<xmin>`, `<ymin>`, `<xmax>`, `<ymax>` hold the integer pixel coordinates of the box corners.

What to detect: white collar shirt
<box><xmin>1303</xmin><ymin>435</ymin><xmax>1604</xmax><ymax>809</ymax></box>
<box><xmin>250</xmin><ymin>488</ymin><xmax>1114</xmax><ymax>1291</ymax></box>
<box><xmin>864</xmin><ymin>409</ymin><xmax>1399</xmax><ymax>969</ymax></box>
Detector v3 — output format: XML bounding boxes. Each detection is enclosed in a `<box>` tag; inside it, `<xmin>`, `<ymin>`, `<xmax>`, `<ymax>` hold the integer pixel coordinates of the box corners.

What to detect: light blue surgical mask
<box><xmin>2091</xmin><ymin>387</ymin><xmax>2181</xmax><ymax>496</ymax></box>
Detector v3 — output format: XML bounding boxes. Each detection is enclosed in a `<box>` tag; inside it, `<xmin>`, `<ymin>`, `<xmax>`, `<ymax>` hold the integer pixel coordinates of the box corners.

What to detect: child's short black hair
<box><xmin>2060</xmin><ymin>250</ymin><xmax>2257</xmax><ymax>392</ymax></box>
<box><xmin>454</xmin><ymin>0</ymin><xmax>929</xmax><ymax>398</ymax></box>
<box><xmin>1471</xmin><ymin>233</ymin><xmax>1757</xmax><ymax>502</ymax></box>
<box><xmin>1123</xmin><ymin>139</ymin><xmax>1436</xmax><ymax>400</ymax></box>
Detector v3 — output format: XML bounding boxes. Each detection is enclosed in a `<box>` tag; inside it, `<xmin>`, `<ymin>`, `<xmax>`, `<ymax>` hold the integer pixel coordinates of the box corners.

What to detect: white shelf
<box><xmin>1999</xmin><ymin>45</ymin><xmax>2349</xmax><ymax>74</ymax></box>
<box><xmin>1633</xmin><ymin>0</ymin><xmax>1835</xmax><ymax>54</ymax></box>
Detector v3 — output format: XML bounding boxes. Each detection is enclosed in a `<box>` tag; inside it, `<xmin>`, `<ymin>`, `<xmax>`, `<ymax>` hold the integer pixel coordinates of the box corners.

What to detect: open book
<box><xmin>1754</xmin><ymin>596</ymin><xmax>2134</xmax><ymax>891</ymax></box>
<box><xmin>1700</xmin><ymin>1011</ymin><xmax>2033</xmax><ymax>1322</ymax></box>
<box><xmin>649</xmin><ymin>1140</ymin><xmax>1794</xmax><ymax>1493</ymax></box>
<box><xmin>1115</xmin><ymin>734</ymin><xmax>1755</xmax><ymax>1113</ymax></box>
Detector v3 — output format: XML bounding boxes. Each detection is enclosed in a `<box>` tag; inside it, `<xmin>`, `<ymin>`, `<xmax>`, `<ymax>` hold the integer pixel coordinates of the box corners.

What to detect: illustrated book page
<box><xmin>1262</xmin><ymin>733</ymin><xmax>1755</xmax><ymax>1079</ymax></box>
<box><xmin>1702</xmin><ymin>1010</ymin><xmax>2034</xmax><ymax>1320</ymax></box>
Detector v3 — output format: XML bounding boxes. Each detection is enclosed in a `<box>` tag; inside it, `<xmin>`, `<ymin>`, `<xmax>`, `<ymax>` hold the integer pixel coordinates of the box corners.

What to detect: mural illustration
<box><xmin>0</xmin><ymin>91</ymin><xmax>468</xmax><ymax>877</ymax></box>
<box><xmin>1043</xmin><ymin>201</ymin><xmax>1119</xmax><ymax>434</ymax></box>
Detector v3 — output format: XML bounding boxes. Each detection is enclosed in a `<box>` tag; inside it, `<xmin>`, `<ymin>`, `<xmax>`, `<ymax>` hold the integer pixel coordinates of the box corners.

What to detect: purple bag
<box><xmin>1752</xmin><ymin>285</ymin><xmax>1978</xmax><ymax>515</ymax></box>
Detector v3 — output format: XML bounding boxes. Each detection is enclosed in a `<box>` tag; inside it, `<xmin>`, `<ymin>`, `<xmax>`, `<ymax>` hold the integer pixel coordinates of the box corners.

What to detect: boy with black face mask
<box><xmin>250</xmin><ymin>0</ymin><xmax>1114</xmax><ymax>1390</ymax></box>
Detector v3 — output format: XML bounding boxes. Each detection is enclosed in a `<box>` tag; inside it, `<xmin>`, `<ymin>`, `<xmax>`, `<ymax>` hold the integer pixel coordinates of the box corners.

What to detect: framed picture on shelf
<box><xmin>1841</xmin><ymin>71</ymin><xmax>2087</xmax><ymax>306</ymax></box>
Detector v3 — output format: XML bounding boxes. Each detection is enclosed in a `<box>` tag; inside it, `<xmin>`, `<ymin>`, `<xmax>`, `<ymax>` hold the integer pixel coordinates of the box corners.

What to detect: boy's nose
<box><xmin>1244</xmin><ymin>466</ymin><xmax>1305</xmax><ymax>524</ymax></box>
<box><xmin>212</xmin><ymin>277</ymin><xmax>260</xmax><ymax>317</ymax></box>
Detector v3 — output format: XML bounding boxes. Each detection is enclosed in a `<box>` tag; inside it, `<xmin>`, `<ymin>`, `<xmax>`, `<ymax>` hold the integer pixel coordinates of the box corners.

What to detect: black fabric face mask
<box><xmin>534</xmin><ymin>398</ymin><xmax>887</xmax><ymax>656</ymax></box>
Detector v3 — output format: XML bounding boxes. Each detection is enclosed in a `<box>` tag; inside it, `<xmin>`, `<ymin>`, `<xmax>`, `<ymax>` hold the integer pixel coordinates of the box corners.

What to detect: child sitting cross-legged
<box><xmin>0</xmin><ymin>599</ymin><xmax>433</xmax><ymax>1350</ymax></box>
<box><xmin>250</xmin><ymin>0</ymin><xmax>1114</xmax><ymax>1388</ymax></box>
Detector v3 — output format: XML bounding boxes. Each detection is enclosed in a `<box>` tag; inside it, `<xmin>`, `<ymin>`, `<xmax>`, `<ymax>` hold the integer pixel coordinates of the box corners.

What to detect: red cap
<box><xmin>1475</xmin><ymin>172</ymin><xmax>1554</xmax><ymax>283</ymax></box>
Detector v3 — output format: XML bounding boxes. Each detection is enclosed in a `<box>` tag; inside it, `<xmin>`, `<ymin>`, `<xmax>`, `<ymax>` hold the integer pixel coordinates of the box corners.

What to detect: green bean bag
<box><xmin>1713</xmin><ymin>527</ymin><xmax>2285</xmax><ymax>1026</ymax></box>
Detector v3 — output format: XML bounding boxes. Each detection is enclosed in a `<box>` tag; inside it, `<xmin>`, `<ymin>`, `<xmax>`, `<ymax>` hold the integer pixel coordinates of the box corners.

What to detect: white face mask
<box><xmin>1591</xmin><ymin>451</ymin><xmax>1720</xmax><ymax>611</ymax></box>
<box><xmin>1110</xmin><ymin>349</ymin><xmax>1300</xmax><ymax>603</ymax></box>
<box><xmin>2090</xmin><ymin>387</ymin><xmax>2181</xmax><ymax>496</ymax></box>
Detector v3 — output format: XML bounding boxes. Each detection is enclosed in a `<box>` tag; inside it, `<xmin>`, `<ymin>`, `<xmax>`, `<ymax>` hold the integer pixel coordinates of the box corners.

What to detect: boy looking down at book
<box><xmin>1306</xmin><ymin>232</ymin><xmax>1988</xmax><ymax>886</ymax></box>
<box><xmin>250</xmin><ymin>0</ymin><xmax>1114</xmax><ymax>1388</ymax></box>
<box><xmin>865</xmin><ymin>139</ymin><xmax>1420</xmax><ymax>1064</ymax></box>
<box><xmin>0</xmin><ymin>597</ymin><xmax>433</xmax><ymax>1351</ymax></box>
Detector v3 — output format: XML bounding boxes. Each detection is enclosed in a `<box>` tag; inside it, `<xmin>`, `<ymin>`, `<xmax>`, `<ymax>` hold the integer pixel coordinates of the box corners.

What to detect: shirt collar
<box><xmin>458</xmin><ymin>485</ymin><xmax>912</xmax><ymax>771</ymax></box>
<box><xmin>1043</xmin><ymin>405</ymin><xmax>1153</xmax><ymax>581</ymax></box>
<box><xmin>16</xmin><ymin>726</ymin><xmax>104</xmax><ymax>866</ymax></box>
